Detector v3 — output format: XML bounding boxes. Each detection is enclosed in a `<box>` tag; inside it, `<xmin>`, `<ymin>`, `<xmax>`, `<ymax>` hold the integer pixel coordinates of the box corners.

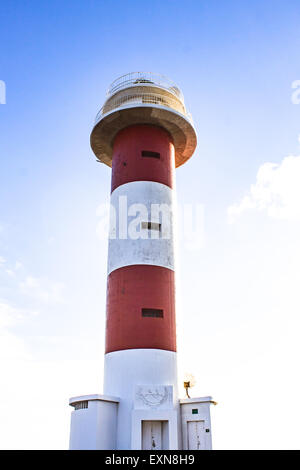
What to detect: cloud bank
<box><xmin>228</xmin><ymin>154</ymin><xmax>300</xmax><ymax>222</ymax></box>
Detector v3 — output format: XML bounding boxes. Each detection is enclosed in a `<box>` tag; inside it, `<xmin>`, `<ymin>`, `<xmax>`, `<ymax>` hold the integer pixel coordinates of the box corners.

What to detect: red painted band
<box><xmin>111</xmin><ymin>125</ymin><xmax>175</xmax><ymax>193</ymax></box>
<box><xmin>105</xmin><ymin>265</ymin><xmax>176</xmax><ymax>353</ymax></box>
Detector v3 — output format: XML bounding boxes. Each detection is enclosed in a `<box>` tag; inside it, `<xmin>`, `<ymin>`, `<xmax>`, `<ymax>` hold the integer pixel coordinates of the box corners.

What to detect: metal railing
<box><xmin>96</xmin><ymin>91</ymin><xmax>193</xmax><ymax>123</ymax></box>
<box><xmin>106</xmin><ymin>72</ymin><xmax>184</xmax><ymax>101</ymax></box>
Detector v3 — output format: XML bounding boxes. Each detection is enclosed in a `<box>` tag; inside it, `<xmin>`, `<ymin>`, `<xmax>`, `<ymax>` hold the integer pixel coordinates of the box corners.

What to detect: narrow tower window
<box><xmin>141</xmin><ymin>150</ymin><xmax>160</xmax><ymax>159</ymax></box>
<box><xmin>142</xmin><ymin>308</ymin><xmax>164</xmax><ymax>318</ymax></box>
<box><xmin>141</xmin><ymin>221</ymin><xmax>161</xmax><ymax>231</ymax></box>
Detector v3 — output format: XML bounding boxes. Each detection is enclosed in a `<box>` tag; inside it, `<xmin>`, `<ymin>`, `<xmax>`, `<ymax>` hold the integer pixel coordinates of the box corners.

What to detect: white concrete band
<box><xmin>104</xmin><ymin>348</ymin><xmax>178</xmax><ymax>449</ymax></box>
<box><xmin>108</xmin><ymin>181</ymin><xmax>176</xmax><ymax>275</ymax></box>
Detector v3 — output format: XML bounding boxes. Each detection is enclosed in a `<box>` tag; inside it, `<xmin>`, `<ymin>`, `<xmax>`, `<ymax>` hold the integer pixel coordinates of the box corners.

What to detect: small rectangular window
<box><xmin>192</xmin><ymin>409</ymin><xmax>198</xmax><ymax>414</ymax></box>
<box><xmin>74</xmin><ymin>401</ymin><xmax>88</xmax><ymax>410</ymax></box>
<box><xmin>141</xmin><ymin>150</ymin><xmax>160</xmax><ymax>159</ymax></box>
<box><xmin>142</xmin><ymin>308</ymin><xmax>164</xmax><ymax>318</ymax></box>
<box><xmin>141</xmin><ymin>221</ymin><xmax>161</xmax><ymax>231</ymax></box>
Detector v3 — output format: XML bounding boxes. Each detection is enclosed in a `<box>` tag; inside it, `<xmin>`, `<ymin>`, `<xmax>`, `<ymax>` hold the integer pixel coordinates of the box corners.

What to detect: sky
<box><xmin>0</xmin><ymin>0</ymin><xmax>300</xmax><ymax>450</ymax></box>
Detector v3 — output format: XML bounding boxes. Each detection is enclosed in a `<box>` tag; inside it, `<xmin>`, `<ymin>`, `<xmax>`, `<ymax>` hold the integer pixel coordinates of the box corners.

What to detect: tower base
<box><xmin>69</xmin><ymin>391</ymin><xmax>214</xmax><ymax>450</ymax></box>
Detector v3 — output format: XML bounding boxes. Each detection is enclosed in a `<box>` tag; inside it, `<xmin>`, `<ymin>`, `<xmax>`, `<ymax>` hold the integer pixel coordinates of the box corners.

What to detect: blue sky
<box><xmin>1</xmin><ymin>0</ymin><xmax>300</xmax><ymax>449</ymax></box>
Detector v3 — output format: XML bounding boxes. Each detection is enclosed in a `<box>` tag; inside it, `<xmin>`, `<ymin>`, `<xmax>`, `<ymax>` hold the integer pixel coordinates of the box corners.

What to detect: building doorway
<box><xmin>187</xmin><ymin>420</ymin><xmax>205</xmax><ymax>450</ymax></box>
<box><xmin>142</xmin><ymin>420</ymin><xmax>169</xmax><ymax>450</ymax></box>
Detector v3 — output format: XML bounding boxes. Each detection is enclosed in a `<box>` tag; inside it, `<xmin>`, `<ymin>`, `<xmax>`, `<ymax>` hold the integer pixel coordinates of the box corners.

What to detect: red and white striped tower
<box><xmin>103</xmin><ymin>124</ymin><xmax>179</xmax><ymax>449</ymax></box>
<box><xmin>69</xmin><ymin>73</ymin><xmax>214</xmax><ymax>451</ymax></box>
<box><xmin>92</xmin><ymin>73</ymin><xmax>196</xmax><ymax>450</ymax></box>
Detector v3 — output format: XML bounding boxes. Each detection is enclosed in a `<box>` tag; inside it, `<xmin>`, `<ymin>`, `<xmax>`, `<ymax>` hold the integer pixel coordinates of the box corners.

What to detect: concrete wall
<box><xmin>104</xmin><ymin>349</ymin><xmax>178</xmax><ymax>450</ymax></box>
<box><xmin>180</xmin><ymin>397</ymin><xmax>213</xmax><ymax>450</ymax></box>
<box><xmin>69</xmin><ymin>395</ymin><xmax>119</xmax><ymax>450</ymax></box>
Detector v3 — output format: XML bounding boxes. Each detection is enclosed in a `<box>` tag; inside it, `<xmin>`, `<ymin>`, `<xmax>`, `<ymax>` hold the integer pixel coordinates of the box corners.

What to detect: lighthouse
<box><xmin>68</xmin><ymin>72</ymin><xmax>214</xmax><ymax>451</ymax></box>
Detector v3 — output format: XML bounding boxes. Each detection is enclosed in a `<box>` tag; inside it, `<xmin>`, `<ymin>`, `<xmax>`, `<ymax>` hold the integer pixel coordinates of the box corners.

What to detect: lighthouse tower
<box><xmin>68</xmin><ymin>73</ymin><xmax>214</xmax><ymax>451</ymax></box>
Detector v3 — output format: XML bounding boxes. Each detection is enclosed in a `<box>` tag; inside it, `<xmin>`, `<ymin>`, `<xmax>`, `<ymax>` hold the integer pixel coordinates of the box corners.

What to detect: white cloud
<box><xmin>0</xmin><ymin>298</ymin><xmax>74</xmax><ymax>449</ymax></box>
<box><xmin>0</xmin><ymin>299</ymin><xmax>39</xmax><ymax>329</ymax></box>
<box><xmin>0</xmin><ymin>297</ymin><xmax>99</xmax><ymax>449</ymax></box>
<box><xmin>0</xmin><ymin>258</ymin><xmax>23</xmax><ymax>277</ymax></box>
<box><xmin>0</xmin><ymin>301</ymin><xmax>18</xmax><ymax>329</ymax></box>
<box><xmin>19</xmin><ymin>276</ymin><xmax>65</xmax><ymax>303</ymax></box>
<box><xmin>15</xmin><ymin>261</ymin><xmax>23</xmax><ymax>271</ymax></box>
<box><xmin>0</xmin><ymin>299</ymin><xmax>38</xmax><ymax>361</ymax></box>
<box><xmin>228</xmin><ymin>154</ymin><xmax>300</xmax><ymax>222</ymax></box>
<box><xmin>0</xmin><ymin>357</ymin><xmax>100</xmax><ymax>449</ymax></box>
<box><xmin>5</xmin><ymin>269</ymin><xmax>15</xmax><ymax>277</ymax></box>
